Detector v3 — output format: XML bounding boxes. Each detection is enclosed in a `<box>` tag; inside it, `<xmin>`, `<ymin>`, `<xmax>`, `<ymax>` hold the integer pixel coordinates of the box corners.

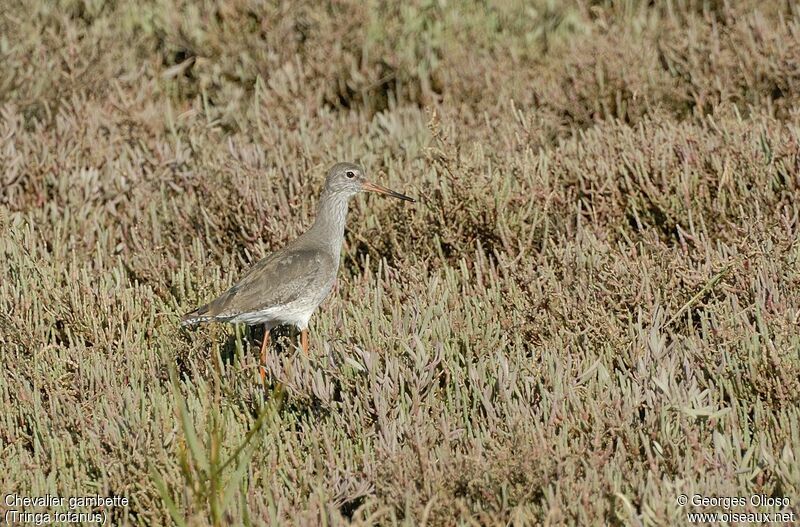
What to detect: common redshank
<box><xmin>181</xmin><ymin>162</ymin><xmax>414</xmax><ymax>380</ymax></box>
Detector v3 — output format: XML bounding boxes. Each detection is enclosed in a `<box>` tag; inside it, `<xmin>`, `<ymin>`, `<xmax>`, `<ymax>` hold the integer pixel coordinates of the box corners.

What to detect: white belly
<box><xmin>227</xmin><ymin>280</ymin><xmax>334</xmax><ymax>329</ymax></box>
<box><xmin>229</xmin><ymin>304</ymin><xmax>312</xmax><ymax>329</ymax></box>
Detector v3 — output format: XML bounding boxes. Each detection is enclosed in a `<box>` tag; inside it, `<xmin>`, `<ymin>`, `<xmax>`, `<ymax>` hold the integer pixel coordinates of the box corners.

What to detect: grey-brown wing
<box><xmin>183</xmin><ymin>248</ymin><xmax>335</xmax><ymax>322</ymax></box>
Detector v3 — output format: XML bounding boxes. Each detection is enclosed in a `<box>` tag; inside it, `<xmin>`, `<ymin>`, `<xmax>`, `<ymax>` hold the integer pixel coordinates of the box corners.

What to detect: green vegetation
<box><xmin>1</xmin><ymin>0</ymin><xmax>799</xmax><ymax>524</ymax></box>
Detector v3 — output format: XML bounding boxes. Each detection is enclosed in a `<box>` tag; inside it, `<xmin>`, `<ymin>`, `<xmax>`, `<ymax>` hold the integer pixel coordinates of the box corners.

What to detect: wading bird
<box><xmin>181</xmin><ymin>162</ymin><xmax>414</xmax><ymax>381</ymax></box>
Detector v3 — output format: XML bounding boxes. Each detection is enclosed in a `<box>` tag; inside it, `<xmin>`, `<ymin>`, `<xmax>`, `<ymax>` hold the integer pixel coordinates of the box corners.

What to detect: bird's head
<box><xmin>324</xmin><ymin>162</ymin><xmax>414</xmax><ymax>202</ymax></box>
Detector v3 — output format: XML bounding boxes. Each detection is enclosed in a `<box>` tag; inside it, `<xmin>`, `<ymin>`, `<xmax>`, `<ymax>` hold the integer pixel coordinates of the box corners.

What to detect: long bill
<box><xmin>362</xmin><ymin>180</ymin><xmax>415</xmax><ymax>202</ymax></box>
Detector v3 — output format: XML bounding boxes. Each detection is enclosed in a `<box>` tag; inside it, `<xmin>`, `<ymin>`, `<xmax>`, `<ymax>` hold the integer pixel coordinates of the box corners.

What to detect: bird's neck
<box><xmin>310</xmin><ymin>191</ymin><xmax>350</xmax><ymax>254</ymax></box>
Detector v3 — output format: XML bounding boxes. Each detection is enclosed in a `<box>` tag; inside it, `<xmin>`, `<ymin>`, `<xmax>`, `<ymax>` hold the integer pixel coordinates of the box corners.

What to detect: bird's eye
<box><xmin>346</xmin><ymin>171</ymin><xmax>356</xmax><ymax>179</ymax></box>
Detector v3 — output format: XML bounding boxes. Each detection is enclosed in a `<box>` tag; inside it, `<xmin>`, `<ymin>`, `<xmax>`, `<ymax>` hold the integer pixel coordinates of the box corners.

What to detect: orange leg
<box><xmin>300</xmin><ymin>329</ymin><xmax>308</xmax><ymax>355</ymax></box>
<box><xmin>259</xmin><ymin>326</ymin><xmax>270</xmax><ymax>384</ymax></box>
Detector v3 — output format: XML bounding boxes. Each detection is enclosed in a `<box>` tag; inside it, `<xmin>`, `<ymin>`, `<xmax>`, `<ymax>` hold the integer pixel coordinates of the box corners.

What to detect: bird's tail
<box><xmin>180</xmin><ymin>303</ymin><xmax>212</xmax><ymax>327</ymax></box>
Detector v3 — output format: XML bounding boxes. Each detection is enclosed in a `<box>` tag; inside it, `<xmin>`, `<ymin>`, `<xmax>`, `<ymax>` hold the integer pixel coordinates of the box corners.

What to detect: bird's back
<box><xmin>181</xmin><ymin>236</ymin><xmax>338</xmax><ymax>326</ymax></box>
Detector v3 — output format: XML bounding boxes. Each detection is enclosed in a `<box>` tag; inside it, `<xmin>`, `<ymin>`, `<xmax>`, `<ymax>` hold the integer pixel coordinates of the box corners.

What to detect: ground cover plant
<box><xmin>1</xmin><ymin>0</ymin><xmax>799</xmax><ymax>525</ymax></box>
